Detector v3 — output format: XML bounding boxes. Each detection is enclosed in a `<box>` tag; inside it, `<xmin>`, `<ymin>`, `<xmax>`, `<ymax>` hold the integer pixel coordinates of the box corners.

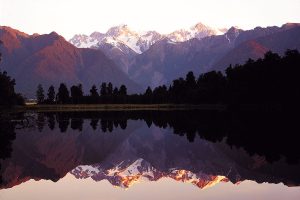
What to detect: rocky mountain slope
<box><xmin>69</xmin><ymin>23</ymin><xmax>224</xmax><ymax>54</ymax></box>
<box><xmin>128</xmin><ymin>24</ymin><xmax>300</xmax><ymax>88</ymax></box>
<box><xmin>1</xmin><ymin>23</ymin><xmax>300</xmax><ymax>96</ymax></box>
<box><xmin>0</xmin><ymin>26</ymin><xmax>141</xmax><ymax>97</ymax></box>
<box><xmin>69</xmin><ymin>23</ymin><xmax>225</xmax><ymax>74</ymax></box>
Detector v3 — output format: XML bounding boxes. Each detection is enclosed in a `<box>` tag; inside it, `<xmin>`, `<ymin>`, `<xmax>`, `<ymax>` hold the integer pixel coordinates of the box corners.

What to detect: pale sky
<box><xmin>1</xmin><ymin>0</ymin><xmax>300</xmax><ymax>39</ymax></box>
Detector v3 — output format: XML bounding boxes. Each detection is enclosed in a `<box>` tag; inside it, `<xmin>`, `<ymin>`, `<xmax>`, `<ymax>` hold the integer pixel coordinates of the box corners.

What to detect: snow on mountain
<box><xmin>69</xmin><ymin>25</ymin><xmax>163</xmax><ymax>54</ymax></box>
<box><xmin>224</xmin><ymin>26</ymin><xmax>243</xmax><ymax>43</ymax></box>
<box><xmin>167</xmin><ymin>22</ymin><xmax>225</xmax><ymax>42</ymax></box>
<box><xmin>69</xmin><ymin>34</ymin><xmax>99</xmax><ymax>48</ymax></box>
<box><xmin>69</xmin><ymin>22</ymin><xmax>225</xmax><ymax>54</ymax></box>
<box><xmin>105</xmin><ymin>25</ymin><xmax>142</xmax><ymax>53</ymax></box>
<box><xmin>71</xmin><ymin>158</ymin><xmax>229</xmax><ymax>189</ymax></box>
<box><xmin>137</xmin><ymin>31</ymin><xmax>164</xmax><ymax>52</ymax></box>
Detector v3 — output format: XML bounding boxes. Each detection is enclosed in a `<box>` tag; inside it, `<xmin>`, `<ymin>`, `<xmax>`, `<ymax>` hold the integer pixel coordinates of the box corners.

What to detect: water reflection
<box><xmin>0</xmin><ymin>119</ymin><xmax>16</xmax><ymax>184</ymax></box>
<box><xmin>0</xmin><ymin>110</ymin><xmax>300</xmax><ymax>192</ymax></box>
<box><xmin>34</xmin><ymin>110</ymin><xmax>300</xmax><ymax>163</ymax></box>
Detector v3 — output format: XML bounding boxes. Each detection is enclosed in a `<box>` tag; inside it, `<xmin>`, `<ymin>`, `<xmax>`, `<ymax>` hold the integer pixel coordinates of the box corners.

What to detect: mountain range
<box><xmin>1</xmin><ymin>22</ymin><xmax>300</xmax><ymax>97</ymax></box>
<box><xmin>127</xmin><ymin>24</ymin><xmax>300</xmax><ymax>88</ymax></box>
<box><xmin>69</xmin><ymin>23</ymin><xmax>225</xmax><ymax>53</ymax></box>
<box><xmin>0</xmin><ymin>26</ymin><xmax>141</xmax><ymax>97</ymax></box>
<box><xmin>71</xmin><ymin>159</ymin><xmax>229</xmax><ymax>189</ymax></box>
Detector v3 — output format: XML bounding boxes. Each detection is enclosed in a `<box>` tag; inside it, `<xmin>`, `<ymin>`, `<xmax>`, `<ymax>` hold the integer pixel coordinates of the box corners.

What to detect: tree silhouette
<box><xmin>89</xmin><ymin>85</ymin><xmax>99</xmax><ymax>103</ymax></box>
<box><xmin>57</xmin><ymin>83</ymin><xmax>69</xmax><ymax>104</ymax></box>
<box><xmin>197</xmin><ymin>71</ymin><xmax>226</xmax><ymax>103</ymax></box>
<box><xmin>145</xmin><ymin>87</ymin><xmax>152</xmax><ymax>96</ymax></box>
<box><xmin>90</xmin><ymin>85</ymin><xmax>98</xmax><ymax>97</ymax></box>
<box><xmin>47</xmin><ymin>85</ymin><xmax>55</xmax><ymax>104</ymax></box>
<box><xmin>0</xmin><ymin>116</ymin><xmax>16</xmax><ymax>183</ymax></box>
<box><xmin>32</xmin><ymin>49</ymin><xmax>300</xmax><ymax>106</ymax></box>
<box><xmin>113</xmin><ymin>87</ymin><xmax>119</xmax><ymax>95</ymax></box>
<box><xmin>153</xmin><ymin>85</ymin><xmax>168</xmax><ymax>103</ymax></box>
<box><xmin>118</xmin><ymin>85</ymin><xmax>127</xmax><ymax>103</ymax></box>
<box><xmin>47</xmin><ymin>113</ymin><xmax>55</xmax><ymax>130</ymax></box>
<box><xmin>101</xmin><ymin>119</ymin><xmax>107</xmax><ymax>132</ymax></box>
<box><xmin>56</xmin><ymin>113</ymin><xmax>70</xmax><ymax>133</ymax></box>
<box><xmin>119</xmin><ymin>85</ymin><xmax>127</xmax><ymax>96</ymax></box>
<box><xmin>100</xmin><ymin>82</ymin><xmax>107</xmax><ymax>96</ymax></box>
<box><xmin>108</xmin><ymin>120</ymin><xmax>113</xmax><ymax>132</ymax></box>
<box><xmin>144</xmin><ymin>87</ymin><xmax>153</xmax><ymax>103</ymax></box>
<box><xmin>71</xmin><ymin>84</ymin><xmax>83</xmax><ymax>103</ymax></box>
<box><xmin>186</xmin><ymin>71</ymin><xmax>197</xmax><ymax>89</ymax></box>
<box><xmin>119</xmin><ymin>120</ymin><xmax>127</xmax><ymax>129</ymax></box>
<box><xmin>36</xmin><ymin>84</ymin><xmax>45</xmax><ymax>104</ymax></box>
<box><xmin>37</xmin><ymin>113</ymin><xmax>45</xmax><ymax>132</ymax></box>
<box><xmin>71</xmin><ymin>118</ymin><xmax>83</xmax><ymax>131</ymax></box>
<box><xmin>0</xmin><ymin>71</ymin><xmax>23</xmax><ymax>106</ymax></box>
<box><xmin>90</xmin><ymin>119</ymin><xmax>99</xmax><ymax>130</ymax></box>
<box><xmin>107</xmin><ymin>82</ymin><xmax>113</xmax><ymax>95</ymax></box>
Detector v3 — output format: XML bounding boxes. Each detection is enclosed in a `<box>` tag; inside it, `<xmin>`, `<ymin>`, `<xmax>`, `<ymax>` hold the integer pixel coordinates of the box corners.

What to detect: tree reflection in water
<box><xmin>28</xmin><ymin>110</ymin><xmax>300</xmax><ymax>164</ymax></box>
<box><xmin>0</xmin><ymin>110</ymin><xmax>299</xmax><ymax>189</ymax></box>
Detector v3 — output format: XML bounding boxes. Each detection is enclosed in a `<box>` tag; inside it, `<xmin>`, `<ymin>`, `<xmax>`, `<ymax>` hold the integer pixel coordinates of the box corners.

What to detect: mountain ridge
<box><xmin>0</xmin><ymin>26</ymin><xmax>142</xmax><ymax>97</ymax></box>
<box><xmin>71</xmin><ymin>159</ymin><xmax>230</xmax><ymax>189</ymax></box>
<box><xmin>128</xmin><ymin>23</ymin><xmax>300</xmax><ymax>88</ymax></box>
<box><xmin>1</xmin><ymin>23</ymin><xmax>300</xmax><ymax>96</ymax></box>
<box><xmin>69</xmin><ymin>22</ymin><xmax>226</xmax><ymax>54</ymax></box>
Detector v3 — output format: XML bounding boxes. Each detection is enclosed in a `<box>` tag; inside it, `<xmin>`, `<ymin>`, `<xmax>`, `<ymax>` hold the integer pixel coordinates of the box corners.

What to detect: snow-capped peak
<box><xmin>69</xmin><ymin>34</ymin><xmax>98</xmax><ymax>48</ymax></box>
<box><xmin>71</xmin><ymin>158</ymin><xmax>231</xmax><ymax>189</ymax></box>
<box><xmin>106</xmin><ymin>24</ymin><xmax>137</xmax><ymax>37</ymax></box>
<box><xmin>224</xmin><ymin>26</ymin><xmax>243</xmax><ymax>43</ymax></box>
<box><xmin>69</xmin><ymin>22</ymin><xmax>227</xmax><ymax>53</ymax></box>
<box><xmin>167</xmin><ymin>22</ymin><xmax>226</xmax><ymax>42</ymax></box>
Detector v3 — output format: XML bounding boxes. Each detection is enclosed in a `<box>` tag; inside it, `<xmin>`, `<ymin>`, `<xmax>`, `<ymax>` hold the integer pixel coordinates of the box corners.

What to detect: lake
<box><xmin>0</xmin><ymin>110</ymin><xmax>299</xmax><ymax>199</ymax></box>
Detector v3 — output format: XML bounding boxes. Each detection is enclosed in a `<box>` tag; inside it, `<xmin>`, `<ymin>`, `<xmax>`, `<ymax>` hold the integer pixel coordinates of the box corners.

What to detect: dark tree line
<box><xmin>36</xmin><ymin>50</ymin><xmax>300</xmax><ymax>107</ymax></box>
<box><xmin>0</xmin><ymin>118</ymin><xmax>16</xmax><ymax>184</ymax></box>
<box><xmin>36</xmin><ymin>82</ymin><xmax>129</xmax><ymax>104</ymax></box>
<box><xmin>0</xmin><ymin>112</ymin><xmax>26</xmax><ymax>183</ymax></box>
<box><xmin>37</xmin><ymin>112</ymin><xmax>128</xmax><ymax>133</ymax></box>
<box><xmin>0</xmin><ymin>71</ymin><xmax>24</xmax><ymax>106</ymax></box>
<box><xmin>34</xmin><ymin>110</ymin><xmax>300</xmax><ymax>164</ymax></box>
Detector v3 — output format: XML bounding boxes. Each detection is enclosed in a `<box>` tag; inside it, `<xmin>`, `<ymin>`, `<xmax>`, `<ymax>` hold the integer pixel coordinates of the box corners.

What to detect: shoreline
<box><xmin>7</xmin><ymin>104</ymin><xmax>227</xmax><ymax>112</ymax></box>
<box><xmin>1</xmin><ymin>103</ymin><xmax>285</xmax><ymax>113</ymax></box>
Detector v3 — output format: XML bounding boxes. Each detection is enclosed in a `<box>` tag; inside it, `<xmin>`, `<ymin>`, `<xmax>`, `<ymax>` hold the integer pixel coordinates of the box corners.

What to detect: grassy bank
<box><xmin>11</xmin><ymin>104</ymin><xmax>227</xmax><ymax>112</ymax></box>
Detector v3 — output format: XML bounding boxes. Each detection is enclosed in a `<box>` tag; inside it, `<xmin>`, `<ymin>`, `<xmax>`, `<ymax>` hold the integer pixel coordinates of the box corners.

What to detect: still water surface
<box><xmin>0</xmin><ymin>110</ymin><xmax>299</xmax><ymax>199</ymax></box>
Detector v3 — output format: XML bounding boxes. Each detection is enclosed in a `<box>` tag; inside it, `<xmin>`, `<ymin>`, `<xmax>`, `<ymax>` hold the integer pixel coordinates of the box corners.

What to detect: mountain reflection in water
<box><xmin>0</xmin><ymin>110</ymin><xmax>299</xmax><ymax>193</ymax></box>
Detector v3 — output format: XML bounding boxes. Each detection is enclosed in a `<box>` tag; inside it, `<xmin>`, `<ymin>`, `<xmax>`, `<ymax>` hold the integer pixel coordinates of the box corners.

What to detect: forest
<box><xmin>1</xmin><ymin>48</ymin><xmax>300</xmax><ymax>107</ymax></box>
<box><xmin>34</xmin><ymin>49</ymin><xmax>300</xmax><ymax>107</ymax></box>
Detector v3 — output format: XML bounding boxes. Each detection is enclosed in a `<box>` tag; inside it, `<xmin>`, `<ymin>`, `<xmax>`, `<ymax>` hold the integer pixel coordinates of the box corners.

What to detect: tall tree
<box><xmin>119</xmin><ymin>85</ymin><xmax>127</xmax><ymax>96</ymax></box>
<box><xmin>71</xmin><ymin>84</ymin><xmax>83</xmax><ymax>103</ymax></box>
<box><xmin>145</xmin><ymin>87</ymin><xmax>153</xmax><ymax>96</ymax></box>
<box><xmin>100</xmin><ymin>82</ymin><xmax>107</xmax><ymax>96</ymax></box>
<box><xmin>57</xmin><ymin>83</ymin><xmax>69</xmax><ymax>104</ymax></box>
<box><xmin>47</xmin><ymin>85</ymin><xmax>55</xmax><ymax>104</ymax></box>
<box><xmin>36</xmin><ymin>84</ymin><xmax>45</xmax><ymax>104</ymax></box>
<box><xmin>186</xmin><ymin>71</ymin><xmax>197</xmax><ymax>89</ymax></box>
<box><xmin>107</xmin><ymin>82</ymin><xmax>113</xmax><ymax>95</ymax></box>
<box><xmin>113</xmin><ymin>87</ymin><xmax>119</xmax><ymax>95</ymax></box>
<box><xmin>90</xmin><ymin>85</ymin><xmax>99</xmax><ymax>97</ymax></box>
<box><xmin>144</xmin><ymin>86</ymin><xmax>153</xmax><ymax>103</ymax></box>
